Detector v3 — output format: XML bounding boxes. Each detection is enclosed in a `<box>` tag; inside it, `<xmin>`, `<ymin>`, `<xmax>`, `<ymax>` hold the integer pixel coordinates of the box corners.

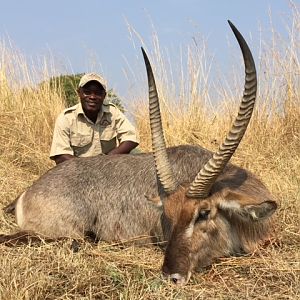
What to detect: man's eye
<box><xmin>83</xmin><ymin>90</ymin><xmax>92</xmax><ymax>95</ymax></box>
<box><xmin>82</xmin><ymin>90</ymin><xmax>105</xmax><ymax>97</ymax></box>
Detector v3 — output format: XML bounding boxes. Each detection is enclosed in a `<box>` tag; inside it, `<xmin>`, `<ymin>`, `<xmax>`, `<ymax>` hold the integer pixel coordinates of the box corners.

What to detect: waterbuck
<box><xmin>1</xmin><ymin>21</ymin><xmax>277</xmax><ymax>285</ymax></box>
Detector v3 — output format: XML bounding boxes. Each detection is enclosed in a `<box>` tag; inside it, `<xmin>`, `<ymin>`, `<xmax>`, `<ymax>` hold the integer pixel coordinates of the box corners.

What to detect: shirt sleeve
<box><xmin>114</xmin><ymin>108</ymin><xmax>140</xmax><ymax>145</ymax></box>
<box><xmin>49</xmin><ymin>113</ymin><xmax>74</xmax><ymax>159</ymax></box>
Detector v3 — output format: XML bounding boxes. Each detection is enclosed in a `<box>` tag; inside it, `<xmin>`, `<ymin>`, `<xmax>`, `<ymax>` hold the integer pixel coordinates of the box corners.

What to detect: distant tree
<box><xmin>47</xmin><ymin>73</ymin><xmax>125</xmax><ymax>112</ymax></box>
<box><xmin>106</xmin><ymin>89</ymin><xmax>125</xmax><ymax>112</ymax></box>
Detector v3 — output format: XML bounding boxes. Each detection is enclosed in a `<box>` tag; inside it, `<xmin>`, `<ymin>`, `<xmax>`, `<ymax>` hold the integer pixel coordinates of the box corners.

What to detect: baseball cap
<box><xmin>78</xmin><ymin>73</ymin><xmax>107</xmax><ymax>91</ymax></box>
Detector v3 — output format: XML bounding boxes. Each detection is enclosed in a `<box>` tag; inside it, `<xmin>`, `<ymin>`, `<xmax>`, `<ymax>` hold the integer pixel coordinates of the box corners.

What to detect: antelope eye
<box><xmin>196</xmin><ymin>210</ymin><xmax>210</xmax><ymax>223</ymax></box>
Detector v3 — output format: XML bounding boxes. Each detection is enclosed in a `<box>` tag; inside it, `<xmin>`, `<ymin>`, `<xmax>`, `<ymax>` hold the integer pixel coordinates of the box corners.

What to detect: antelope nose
<box><xmin>162</xmin><ymin>266</ymin><xmax>189</xmax><ymax>285</ymax></box>
<box><xmin>169</xmin><ymin>273</ymin><xmax>186</xmax><ymax>285</ymax></box>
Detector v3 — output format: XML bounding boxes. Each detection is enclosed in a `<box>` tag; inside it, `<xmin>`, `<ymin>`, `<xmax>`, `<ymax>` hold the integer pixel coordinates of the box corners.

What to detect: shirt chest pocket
<box><xmin>70</xmin><ymin>134</ymin><xmax>92</xmax><ymax>156</ymax></box>
<box><xmin>100</xmin><ymin>127</ymin><xmax>117</xmax><ymax>154</ymax></box>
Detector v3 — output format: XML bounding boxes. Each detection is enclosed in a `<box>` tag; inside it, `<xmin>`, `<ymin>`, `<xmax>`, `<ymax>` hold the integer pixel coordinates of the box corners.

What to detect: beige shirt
<box><xmin>50</xmin><ymin>101</ymin><xmax>139</xmax><ymax>159</ymax></box>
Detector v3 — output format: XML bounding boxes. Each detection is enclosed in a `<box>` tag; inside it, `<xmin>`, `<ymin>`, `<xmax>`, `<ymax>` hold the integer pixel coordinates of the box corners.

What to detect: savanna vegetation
<box><xmin>0</xmin><ymin>6</ymin><xmax>299</xmax><ymax>300</ymax></box>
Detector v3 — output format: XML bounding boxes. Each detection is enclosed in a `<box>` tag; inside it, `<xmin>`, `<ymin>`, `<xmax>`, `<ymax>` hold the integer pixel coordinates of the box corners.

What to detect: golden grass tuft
<box><xmin>0</xmin><ymin>7</ymin><xmax>300</xmax><ymax>299</ymax></box>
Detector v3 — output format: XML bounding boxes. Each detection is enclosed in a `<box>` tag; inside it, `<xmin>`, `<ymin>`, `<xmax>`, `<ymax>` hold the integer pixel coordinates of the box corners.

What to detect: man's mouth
<box><xmin>86</xmin><ymin>101</ymin><xmax>97</xmax><ymax>107</ymax></box>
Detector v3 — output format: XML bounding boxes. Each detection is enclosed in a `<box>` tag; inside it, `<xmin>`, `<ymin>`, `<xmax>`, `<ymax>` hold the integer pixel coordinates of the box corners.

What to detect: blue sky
<box><xmin>0</xmin><ymin>0</ymin><xmax>294</xmax><ymax>100</ymax></box>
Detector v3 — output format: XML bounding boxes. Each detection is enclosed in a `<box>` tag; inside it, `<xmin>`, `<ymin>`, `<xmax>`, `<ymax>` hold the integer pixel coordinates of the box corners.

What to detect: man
<box><xmin>50</xmin><ymin>73</ymin><xmax>139</xmax><ymax>164</ymax></box>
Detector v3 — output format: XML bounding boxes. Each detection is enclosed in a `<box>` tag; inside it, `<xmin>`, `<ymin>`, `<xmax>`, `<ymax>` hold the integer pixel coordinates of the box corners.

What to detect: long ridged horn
<box><xmin>141</xmin><ymin>47</ymin><xmax>178</xmax><ymax>194</ymax></box>
<box><xmin>187</xmin><ymin>20</ymin><xmax>257</xmax><ymax>198</ymax></box>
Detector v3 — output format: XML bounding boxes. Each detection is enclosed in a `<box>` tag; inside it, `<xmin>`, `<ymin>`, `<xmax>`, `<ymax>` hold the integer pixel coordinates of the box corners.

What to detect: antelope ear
<box><xmin>218</xmin><ymin>190</ymin><xmax>277</xmax><ymax>221</ymax></box>
<box><xmin>144</xmin><ymin>193</ymin><xmax>163</xmax><ymax>209</ymax></box>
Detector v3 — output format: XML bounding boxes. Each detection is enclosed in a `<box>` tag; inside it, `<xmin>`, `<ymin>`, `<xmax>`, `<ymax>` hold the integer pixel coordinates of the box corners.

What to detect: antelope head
<box><xmin>142</xmin><ymin>20</ymin><xmax>277</xmax><ymax>285</ymax></box>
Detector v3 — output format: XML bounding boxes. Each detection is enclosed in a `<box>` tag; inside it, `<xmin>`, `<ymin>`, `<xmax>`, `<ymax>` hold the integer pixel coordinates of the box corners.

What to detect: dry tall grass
<box><xmin>0</xmin><ymin>8</ymin><xmax>299</xmax><ymax>300</ymax></box>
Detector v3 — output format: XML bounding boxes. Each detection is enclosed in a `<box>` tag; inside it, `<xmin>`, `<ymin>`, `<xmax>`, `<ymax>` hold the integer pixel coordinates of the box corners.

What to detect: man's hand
<box><xmin>53</xmin><ymin>154</ymin><xmax>77</xmax><ymax>165</ymax></box>
<box><xmin>108</xmin><ymin>141</ymin><xmax>138</xmax><ymax>155</ymax></box>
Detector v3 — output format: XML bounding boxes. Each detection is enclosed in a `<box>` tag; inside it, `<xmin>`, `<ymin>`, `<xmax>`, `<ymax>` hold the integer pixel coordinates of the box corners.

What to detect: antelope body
<box><xmin>2</xmin><ymin>21</ymin><xmax>277</xmax><ymax>285</ymax></box>
<box><xmin>13</xmin><ymin>145</ymin><xmax>212</xmax><ymax>241</ymax></box>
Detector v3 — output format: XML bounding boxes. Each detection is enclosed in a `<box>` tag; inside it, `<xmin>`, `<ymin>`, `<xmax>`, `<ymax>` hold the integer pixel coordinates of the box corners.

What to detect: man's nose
<box><xmin>89</xmin><ymin>92</ymin><xmax>97</xmax><ymax>98</ymax></box>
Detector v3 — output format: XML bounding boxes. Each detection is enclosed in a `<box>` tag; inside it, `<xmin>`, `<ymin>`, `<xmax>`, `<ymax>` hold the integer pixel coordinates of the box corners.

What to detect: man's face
<box><xmin>78</xmin><ymin>81</ymin><xmax>106</xmax><ymax>114</ymax></box>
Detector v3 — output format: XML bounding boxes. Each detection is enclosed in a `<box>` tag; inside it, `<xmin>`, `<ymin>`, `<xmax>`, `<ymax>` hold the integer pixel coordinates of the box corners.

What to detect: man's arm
<box><xmin>52</xmin><ymin>154</ymin><xmax>77</xmax><ymax>165</ymax></box>
<box><xmin>111</xmin><ymin>107</ymin><xmax>140</xmax><ymax>154</ymax></box>
<box><xmin>50</xmin><ymin>113</ymin><xmax>75</xmax><ymax>164</ymax></box>
<box><xmin>107</xmin><ymin>141</ymin><xmax>138</xmax><ymax>155</ymax></box>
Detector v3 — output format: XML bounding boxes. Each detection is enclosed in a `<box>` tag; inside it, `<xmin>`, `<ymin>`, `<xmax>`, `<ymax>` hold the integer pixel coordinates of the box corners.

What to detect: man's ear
<box><xmin>218</xmin><ymin>190</ymin><xmax>277</xmax><ymax>221</ymax></box>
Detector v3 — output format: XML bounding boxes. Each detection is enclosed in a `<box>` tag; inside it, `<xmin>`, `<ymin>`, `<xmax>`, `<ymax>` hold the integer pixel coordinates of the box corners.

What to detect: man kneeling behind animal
<box><xmin>50</xmin><ymin>72</ymin><xmax>139</xmax><ymax>165</ymax></box>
